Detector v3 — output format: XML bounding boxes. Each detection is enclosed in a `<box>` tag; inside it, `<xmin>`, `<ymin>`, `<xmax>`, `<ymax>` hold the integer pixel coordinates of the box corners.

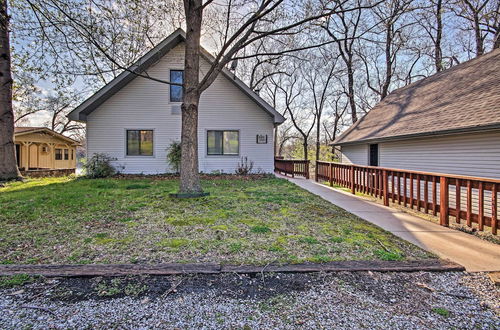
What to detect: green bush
<box><xmin>167</xmin><ymin>141</ymin><xmax>182</xmax><ymax>173</ymax></box>
<box><xmin>83</xmin><ymin>153</ymin><xmax>117</xmax><ymax>178</ymax></box>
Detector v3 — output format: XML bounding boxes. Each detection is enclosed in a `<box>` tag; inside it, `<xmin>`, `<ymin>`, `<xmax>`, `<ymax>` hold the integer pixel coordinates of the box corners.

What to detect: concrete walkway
<box><xmin>281</xmin><ymin>175</ymin><xmax>500</xmax><ymax>272</ymax></box>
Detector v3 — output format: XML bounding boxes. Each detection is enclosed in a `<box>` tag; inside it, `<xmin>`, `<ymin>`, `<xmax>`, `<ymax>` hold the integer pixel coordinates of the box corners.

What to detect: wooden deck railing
<box><xmin>316</xmin><ymin>161</ymin><xmax>499</xmax><ymax>235</ymax></box>
<box><xmin>275</xmin><ymin>159</ymin><xmax>310</xmax><ymax>179</ymax></box>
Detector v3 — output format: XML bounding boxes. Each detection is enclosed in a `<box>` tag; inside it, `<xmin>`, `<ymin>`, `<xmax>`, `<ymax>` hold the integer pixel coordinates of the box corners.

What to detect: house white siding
<box><xmin>86</xmin><ymin>43</ymin><xmax>275</xmax><ymax>174</ymax></box>
<box><xmin>340</xmin><ymin>144</ymin><xmax>368</xmax><ymax>165</ymax></box>
<box><xmin>340</xmin><ymin>130</ymin><xmax>500</xmax><ymax>179</ymax></box>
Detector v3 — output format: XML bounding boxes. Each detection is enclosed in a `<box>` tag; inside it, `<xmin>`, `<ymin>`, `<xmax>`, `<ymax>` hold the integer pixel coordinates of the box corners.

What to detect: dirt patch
<box><xmin>22</xmin><ymin>273</ymin><xmax>321</xmax><ymax>303</ymax></box>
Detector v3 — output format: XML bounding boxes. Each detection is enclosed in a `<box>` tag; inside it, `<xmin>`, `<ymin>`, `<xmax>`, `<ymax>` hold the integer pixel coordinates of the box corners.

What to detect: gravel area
<box><xmin>0</xmin><ymin>271</ymin><xmax>498</xmax><ymax>329</ymax></box>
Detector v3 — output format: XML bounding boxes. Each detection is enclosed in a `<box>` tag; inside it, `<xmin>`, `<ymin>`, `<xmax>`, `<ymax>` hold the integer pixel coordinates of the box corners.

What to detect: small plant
<box><xmin>298</xmin><ymin>236</ymin><xmax>319</xmax><ymax>244</ymax></box>
<box><xmin>157</xmin><ymin>238</ymin><xmax>190</xmax><ymax>248</ymax></box>
<box><xmin>374</xmin><ymin>249</ymin><xmax>403</xmax><ymax>261</ymax></box>
<box><xmin>95</xmin><ymin>278</ymin><xmax>122</xmax><ymax>296</ymax></box>
<box><xmin>0</xmin><ymin>274</ymin><xmax>34</xmax><ymax>288</ymax></box>
<box><xmin>166</xmin><ymin>141</ymin><xmax>182</xmax><ymax>173</ymax></box>
<box><xmin>251</xmin><ymin>225</ymin><xmax>271</xmax><ymax>233</ymax></box>
<box><xmin>124</xmin><ymin>282</ymin><xmax>147</xmax><ymax>296</ymax></box>
<box><xmin>330</xmin><ymin>237</ymin><xmax>345</xmax><ymax>243</ymax></box>
<box><xmin>432</xmin><ymin>307</ymin><xmax>450</xmax><ymax>317</ymax></box>
<box><xmin>83</xmin><ymin>153</ymin><xmax>117</xmax><ymax>178</ymax></box>
<box><xmin>235</xmin><ymin>157</ymin><xmax>254</xmax><ymax>175</ymax></box>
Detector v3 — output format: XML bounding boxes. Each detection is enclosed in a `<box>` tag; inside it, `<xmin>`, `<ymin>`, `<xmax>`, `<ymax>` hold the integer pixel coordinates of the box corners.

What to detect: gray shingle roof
<box><xmin>333</xmin><ymin>48</ymin><xmax>500</xmax><ymax>145</ymax></box>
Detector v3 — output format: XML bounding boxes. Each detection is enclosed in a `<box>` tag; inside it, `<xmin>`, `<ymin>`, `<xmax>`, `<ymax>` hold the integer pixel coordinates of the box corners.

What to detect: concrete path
<box><xmin>281</xmin><ymin>175</ymin><xmax>500</xmax><ymax>272</ymax></box>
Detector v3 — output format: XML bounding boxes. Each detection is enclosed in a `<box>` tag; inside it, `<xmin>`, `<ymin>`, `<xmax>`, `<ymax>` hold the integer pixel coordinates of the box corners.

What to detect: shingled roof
<box><xmin>14</xmin><ymin>126</ymin><xmax>80</xmax><ymax>144</ymax></box>
<box><xmin>333</xmin><ymin>48</ymin><xmax>500</xmax><ymax>146</ymax></box>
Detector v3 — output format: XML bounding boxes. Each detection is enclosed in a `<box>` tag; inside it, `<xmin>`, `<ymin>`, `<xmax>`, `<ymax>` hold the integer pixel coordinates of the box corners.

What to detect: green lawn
<box><xmin>0</xmin><ymin>176</ymin><xmax>433</xmax><ymax>265</ymax></box>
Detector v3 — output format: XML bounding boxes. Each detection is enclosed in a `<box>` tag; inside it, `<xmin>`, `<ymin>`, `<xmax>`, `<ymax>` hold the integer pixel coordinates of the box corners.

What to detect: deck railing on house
<box><xmin>316</xmin><ymin>161</ymin><xmax>499</xmax><ymax>235</ymax></box>
<box><xmin>275</xmin><ymin>158</ymin><xmax>310</xmax><ymax>179</ymax></box>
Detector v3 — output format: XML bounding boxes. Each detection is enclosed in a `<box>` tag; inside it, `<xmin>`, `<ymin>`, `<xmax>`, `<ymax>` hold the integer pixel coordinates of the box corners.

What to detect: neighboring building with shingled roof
<box><xmin>332</xmin><ymin>48</ymin><xmax>500</xmax><ymax>179</ymax></box>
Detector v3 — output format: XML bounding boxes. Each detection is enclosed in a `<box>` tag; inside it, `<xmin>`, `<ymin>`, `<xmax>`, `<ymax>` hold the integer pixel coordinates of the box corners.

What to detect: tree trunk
<box><xmin>435</xmin><ymin>0</ymin><xmax>443</xmax><ymax>72</ymax></box>
<box><xmin>0</xmin><ymin>0</ymin><xmax>21</xmax><ymax>181</ymax></box>
<box><xmin>346</xmin><ymin>60</ymin><xmax>357</xmax><ymax>124</ymax></box>
<box><xmin>494</xmin><ymin>29</ymin><xmax>500</xmax><ymax>49</ymax></box>
<box><xmin>315</xmin><ymin>116</ymin><xmax>320</xmax><ymax>161</ymax></box>
<box><xmin>473</xmin><ymin>13</ymin><xmax>484</xmax><ymax>56</ymax></box>
<box><xmin>303</xmin><ymin>141</ymin><xmax>308</xmax><ymax>161</ymax></box>
<box><xmin>179</xmin><ymin>0</ymin><xmax>203</xmax><ymax>194</ymax></box>
<box><xmin>381</xmin><ymin>24</ymin><xmax>392</xmax><ymax>100</ymax></box>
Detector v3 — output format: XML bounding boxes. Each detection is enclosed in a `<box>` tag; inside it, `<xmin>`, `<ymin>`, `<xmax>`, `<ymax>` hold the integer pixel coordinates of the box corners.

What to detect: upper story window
<box><xmin>207</xmin><ymin>130</ymin><xmax>239</xmax><ymax>156</ymax></box>
<box><xmin>170</xmin><ymin>70</ymin><xmax>184</xmax><ymax>102</ymax></box>
<box><xmin>127</xmin><ymin>130</ymin><xmax>154</xmax><ymax>156</ymax></box>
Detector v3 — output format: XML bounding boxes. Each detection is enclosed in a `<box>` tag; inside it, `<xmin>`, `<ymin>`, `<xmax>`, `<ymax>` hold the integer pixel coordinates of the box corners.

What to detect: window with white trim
<box><xmin>207</xmin><ymin>130</ymin><xmax>239</xmax><ymax>155</ymax></box>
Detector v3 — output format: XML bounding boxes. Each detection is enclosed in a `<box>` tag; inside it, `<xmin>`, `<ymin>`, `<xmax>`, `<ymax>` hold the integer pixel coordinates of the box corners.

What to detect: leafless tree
<box><xmin>302</xmin><ymin>48</ymin><xmax>339</xmax><ymax>161</ymax></box>
<box><xmin>273</xmin><ymin>71</ymin><xmax>317</xmax><ymax>160</ymax></box>
<box><xmin>322</xmin><ymin>0</ymin><xmax>368</xmax><ymax>124</ymax></box>
<box><xmin>0</xmin><ymin>0</ymin><xmax>21</xmax><ymax>180</ymax></box>
<box><xmin>450</xmin><ymin>0</ymin><xmax>499</xmax><ymax>56</ymax></box>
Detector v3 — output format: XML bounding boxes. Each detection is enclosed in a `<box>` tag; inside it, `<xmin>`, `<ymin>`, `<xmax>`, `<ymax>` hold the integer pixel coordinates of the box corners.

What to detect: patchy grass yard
<box><xmin>0</xmin><ymin>176</ymin><xmax>433</xmax><ymax>265</ymax></box>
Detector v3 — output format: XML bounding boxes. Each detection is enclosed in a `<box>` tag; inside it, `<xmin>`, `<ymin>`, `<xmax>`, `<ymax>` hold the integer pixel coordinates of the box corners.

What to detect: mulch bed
<box><xmin>0</xmin><ymin>260</ymin><xmax>464</xmax><ymax>277</ymax></box>
<box><xmin>112</xmin><ymin>173</ymin><xmax>272</xmax><ymax>181</ymax></box>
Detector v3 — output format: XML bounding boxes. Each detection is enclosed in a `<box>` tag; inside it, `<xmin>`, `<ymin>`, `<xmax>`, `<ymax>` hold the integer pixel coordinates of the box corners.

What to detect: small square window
<box><xmin>127</xmin><ymin>130</ymin><xmax>154</xmax><ymax>156</ymax></box>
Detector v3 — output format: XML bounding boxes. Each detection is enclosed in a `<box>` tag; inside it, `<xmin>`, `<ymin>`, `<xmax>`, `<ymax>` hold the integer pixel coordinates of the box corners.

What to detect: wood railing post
<box><xmin>439</xmin><ymin>176</ymin><xmax>449</xmax><ymax>227</ymax></box>
<box><xmin>350</xmin><ymin>165</ymin><xmax>355</xmax><ymax>194</ymax></box>
<box><xmin>383</xmin><ymin>170</ymin><xmax>389</xmax><ymax>206</ymax></box>
<box><xmin>492</xmin><ymin>183</ymin><xmax>497</xmax><ymax>235</ymax></box>
<box><xmin>329</xmin><ymin>163</ymin><xmax>333</xmax><ymax>187</ymax></box>
<box><xmin>315</xmin><ymin>161</ymin><xmax>319</xmax><ymax>182</ymax></box>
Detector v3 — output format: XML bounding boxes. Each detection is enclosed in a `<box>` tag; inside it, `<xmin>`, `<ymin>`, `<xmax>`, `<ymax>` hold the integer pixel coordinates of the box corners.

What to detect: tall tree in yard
<box><xmin>15</xmin><ymin>0</ymin><xmax>376</xmax><ymax>193</ymax></box>
<box><xmin>0</xmin><ymin>0</ymin><xmax>21</xmax><ymax>181</ymax></box>
<box><xmin>180</xmin><ymin>0</ymin><xmax>204</xmax><ymax>193</ymax></box>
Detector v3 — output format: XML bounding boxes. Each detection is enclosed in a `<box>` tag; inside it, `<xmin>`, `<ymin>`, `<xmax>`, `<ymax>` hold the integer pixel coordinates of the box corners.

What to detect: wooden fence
<box><xmin>316</xmin><ymin>161</ymin><xmax>499</xmax><ymax>235</ymax></box>
<box><xmin>275</xmin><ymin>159</ymin><xmax>310</xmax><ymax>179</ymax></box>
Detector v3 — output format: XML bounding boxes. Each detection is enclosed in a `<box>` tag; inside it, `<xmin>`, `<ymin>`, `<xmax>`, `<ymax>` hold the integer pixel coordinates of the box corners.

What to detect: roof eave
<box><xmin>331</xmin><ymin>123</ymin><xmax>500</xmax><ymax>146</ymax></box>
<box><xmin>15</xmin><ymin>128</ymin><xmax>80</xmax><ymax>145</ymax></box>
<box><xmin>68</xmin><ymin>29</ymin><xmax>284</xmax><ymax>124</ymax></box>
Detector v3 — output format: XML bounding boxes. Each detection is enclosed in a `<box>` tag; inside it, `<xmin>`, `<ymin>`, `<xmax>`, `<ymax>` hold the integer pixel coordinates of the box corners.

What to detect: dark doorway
<box><xmin>15</xmin><ymin>144</ymin><xmax>20</xmax><ymax>167</ymax></box>
<box><xmin>369</xmin><ymin>144</ymin><xmax>379</xmax><ymax>166</ymax></box>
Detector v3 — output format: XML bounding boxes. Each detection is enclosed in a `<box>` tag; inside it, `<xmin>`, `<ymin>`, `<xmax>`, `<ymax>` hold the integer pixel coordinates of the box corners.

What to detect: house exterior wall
<box><xmin>87</xmin><ymin>43</ymin><xmax>274</xmax><ymax>174</ymax></box>
<box><xmin>339</xmin><ymin>130</ymin><xmax>500</xmax><ymax>179</ymax></box>
<box><xmin>340</xmin><ymin>144</ymin><xmax>368</xmax><ymax>165</ymax></box>
<box><xmin>14</xmin><ymin>132</ymin><xmax>77</xmax><ymax>170</ymax></box>
<box><xmin>86</xmin><ymin>43</ymin><xmax>275</xmax><ymax>174</ymax></box>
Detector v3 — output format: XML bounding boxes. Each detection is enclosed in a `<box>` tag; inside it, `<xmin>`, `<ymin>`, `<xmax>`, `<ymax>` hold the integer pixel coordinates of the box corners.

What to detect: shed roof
<box><xmin>14</xmin><ymin>127</ymin><xmax>80</xmax><ymax>145</ymax></box>
<box><xmin>67</xmin><ymin>29</ymin><xmax>285</xmax><ymax>125</ymax></box>
<box><xmin>333</xmin><ymin>48</ymin><xmax>500</xmax><ymax>146</ymax></box>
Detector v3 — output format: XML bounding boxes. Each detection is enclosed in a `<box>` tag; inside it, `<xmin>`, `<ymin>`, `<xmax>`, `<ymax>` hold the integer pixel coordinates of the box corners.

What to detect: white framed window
<box><xmin>207</xmin><ymin>130</ymin><xmax>239</xmax><ymax>156</ymax></box>
<box><xmin>170</xmin><ymin>70</ymin><xmax>183</xmax><ymax>102</ymax></box>
<box><xmin>126</xmin><ymin>130</ymin><xmax>154</xmax><ymax>156</ymax></box>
